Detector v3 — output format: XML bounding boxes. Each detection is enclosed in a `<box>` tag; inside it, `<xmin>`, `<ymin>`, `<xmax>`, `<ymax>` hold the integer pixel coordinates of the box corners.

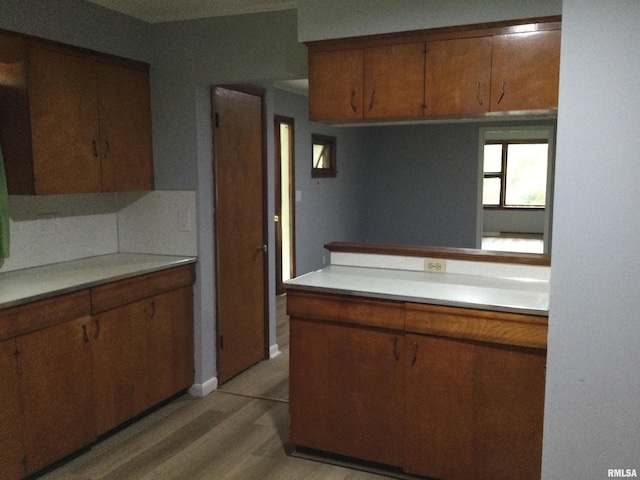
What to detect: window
<box><xmin>483</xmin><ymin>140</ymin><xmax>548</xmax><ymax>208</ymax></box>
<box><xmin>311</xmin><ymin>134</ymin><xmax>337</xmax><ymax>178</ymax></box>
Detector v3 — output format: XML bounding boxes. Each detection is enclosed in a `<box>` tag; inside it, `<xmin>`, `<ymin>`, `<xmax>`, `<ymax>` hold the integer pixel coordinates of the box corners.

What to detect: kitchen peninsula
<box><xmin>286</xmin><ymin>242</ymin><xmax>549</xmax><ymax>480</ymax></box>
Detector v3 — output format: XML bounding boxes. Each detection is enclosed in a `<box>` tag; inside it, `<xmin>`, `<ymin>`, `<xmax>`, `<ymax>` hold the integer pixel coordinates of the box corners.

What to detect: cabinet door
<box><xmin>308</xmin><ymin>49</ymin><xmax>363</xmax><ymax>122</ymax></box>
<box><xmin>490</xmin><ymin>29</ymin><xmax>561</xmax><ymax>112</ymax></box>
<box><xmin>425</xmin><ymin>36</ymin><xmax>492</xmax><ymax>116</ymax></box>
<box><xmin>289</xmin><ymin>318</ymin><xmax>330</xmax><ymax>450</ymax></box>
<box><xmin>18</xmin><ymin>317</ymin><xmax>95</xmax><ymax>475</ymax></box>
<box><xmin>27</xmin><ymin>46</ymin><xmax>102</xmax><ymax>194</ymax></box>
<box><xmin>0</xmin><ymin>339</ymin><xmax>25</xmax><ymax>480</ymax></box>
<box><xmin>96</xmin><ymin>61</ymin><xmax>154</xmax><ymax>192</ymax></box>
<box><xmin>92</xmin><ymin>300</ymin><xmax>148</xmax><ymax>436</ymax></box>
<box><xmin>327</xmin><ymin>323</ymin><xmax>405</xmax><ymax>466</ymax></box>
<box><xmin>146</xmin><ymin>286</ymin><xmax>194</xmax><ymax>406</ymax></box>
<box><xmin>405</xmin><ymin>334</ymin><xmax>546</xmax><ymax>480</ymax></box>
<box><xmin>289</xmin><ymin>318</ymin><xmax>404</xmax><ymax>467</ymax></box>
<box><xmin>364</xmin><ymin>42</ymin><xmax>425</xmax><ymax>119</ymax></box>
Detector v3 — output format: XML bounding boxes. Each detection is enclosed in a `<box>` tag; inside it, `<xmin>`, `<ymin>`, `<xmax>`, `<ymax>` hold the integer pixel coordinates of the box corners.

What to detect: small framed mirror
<box><xmin>311</xmin><ymin>134</ymin><xmax>337</xmax><ymax>178</ymax></box>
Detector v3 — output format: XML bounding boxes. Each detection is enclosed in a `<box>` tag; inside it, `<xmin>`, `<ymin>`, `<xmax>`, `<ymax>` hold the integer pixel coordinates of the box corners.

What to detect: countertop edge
<box><xmin>0</xmin><ymin>254</ymin><xmax>198</xmax><ymax>310</ymax></box>
<box><xmin>285</xmin><ymin>283</ymin><xmax>548</xmax><ymax>316</ymax></box>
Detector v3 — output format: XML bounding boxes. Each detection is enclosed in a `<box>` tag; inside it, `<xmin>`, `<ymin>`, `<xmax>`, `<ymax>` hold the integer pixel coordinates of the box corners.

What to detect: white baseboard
<box><xmin>188</xmin><ymin>376</ymin><xmax>218</xmax><ymax>397</ymax></box>
<box><xmin>269</xmin><ymin>343</ymin><xmax>281</xmax><ymax>359</ymax></box>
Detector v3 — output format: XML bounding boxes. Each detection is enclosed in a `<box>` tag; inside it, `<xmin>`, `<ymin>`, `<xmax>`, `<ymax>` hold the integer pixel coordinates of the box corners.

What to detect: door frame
<box><xmin>212</xmin><ymin>84</ymin><xmax>270</xmax><ymax>371</ymax></box>
<box><xmin>274</xmin><ymin>115</ymin><xmax>296</xmax><ymax>295</ymax></box>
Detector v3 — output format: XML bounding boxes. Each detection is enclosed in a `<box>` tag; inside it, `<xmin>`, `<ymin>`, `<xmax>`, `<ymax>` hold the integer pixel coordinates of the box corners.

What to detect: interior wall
<box><xmin>363</xmin><ymin>120</ymin><xmax>555</xmax><ymax>248</ymax></box>
<box><xmin>273</xmin><ymin>88</ymin><xmax>368</xmax><ymax>274</ymax></box>
<box><xmin>297</xmin><ymin>0</ymin><xmax>562</xmax><ymax>42</ymax></box>
<box><xmin>543</xmin><ymin>1</ymin><xmax>640</xmax><ymax>477</ymax></box>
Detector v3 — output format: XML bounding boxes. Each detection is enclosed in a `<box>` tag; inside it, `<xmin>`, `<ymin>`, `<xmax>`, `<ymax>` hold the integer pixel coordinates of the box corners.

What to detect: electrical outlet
<box><xmin>424</xmin><ymin>258</ymin><xmax>446</xmax><ymax>273</ymax></box>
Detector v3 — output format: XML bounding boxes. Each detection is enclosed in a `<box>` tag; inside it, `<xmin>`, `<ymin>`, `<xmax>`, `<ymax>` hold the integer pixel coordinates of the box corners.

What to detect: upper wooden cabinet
<box><xmin>424</xmin><ymin>36</ymin><xmax>492</xmax><ymax>116</ymax></box>
<box><xmin>0</xmin><ymin>30</ymin><xmax>154</xmax><ymax>195</ymax></box>
<box><xmin>490</xmin><ymin>29</ymin><xmax>561</xmax><ymax>112</ymax></box>
<box><xmin>306</xmin><ymin>17</ymin><xmax>561</xmax><ymax>123</ymax></box>
<box><xmin>308</xmin><ymin>48</ymin><xmax>363</xmax><ymax>122</ymax></box>
<box><xmin>363</xmin><ymin>42</ymin><xmax>425</xmax><ymax>119</ymax></box>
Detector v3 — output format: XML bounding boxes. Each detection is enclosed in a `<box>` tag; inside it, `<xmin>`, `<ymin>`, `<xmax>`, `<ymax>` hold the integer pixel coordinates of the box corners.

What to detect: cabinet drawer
<box><xmin>91</xmin><ymin>274</ymin><xmax>150</xmax><ymax>314</ymax></box>
<box><xmin>0</xmin><ymin>290</ymin><xmax>91</xmax><ymax>341</ymax></box>
<box><xmin>148</xmin><ymin>264</ymin><xmax>195</xmax><ymax>296</ymax></box>
<box><xmin>405</xmin><ymin>303</ymin><xmax>548</xmax><ymax>349</ymax></box>
<box><xmin>287</xmin><ymin>290</ymin><xmax>404</xmax><ymax>331</ymax></box>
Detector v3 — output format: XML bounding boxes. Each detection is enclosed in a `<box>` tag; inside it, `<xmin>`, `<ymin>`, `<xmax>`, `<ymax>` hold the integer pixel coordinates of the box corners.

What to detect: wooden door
<box><xmin>18</xmin><ymin>317</ymin><xmax>95</xmax><ymax>475</ymax></box>
<box><xmin>27</xmin><ymin>46</ymin><xmax>102</xmax><ymax>194</ymax></box>
<box><xmin>92</xmin><ymin>301</ymin><xmax>148</xmax><ymax>436</ymax></box>
<box><xmin>425</xmin><ymin>36</ymin><xmax>492</xmax><ymax>116</ymax></box>
<box><xmin>97</xmin><ymin>61</ymin><xmax>154</xmax><ymax>192</ymax></box>
<box><xmin>213</xmin><ymin>85</ymin><xmax>267</xmax><ymax>384</ymax></box>
<box><xmin>0</xmin><ymin>338</ymin><xmax>25</xmax><ymax>480</ymax></box>
<box><xmin>490</xmin><ymin>29</ymin><xmax>561</xmax><ymax>112</ymax></box>
<box><xmin>308</xmin><ymin>49</ymin><xmax>363</xmax><ymax>122</ymax></box>
<box><xmin>364</xmin><ymin>42</ymin><xmax>425</xmax><ymax>119</ymax></box>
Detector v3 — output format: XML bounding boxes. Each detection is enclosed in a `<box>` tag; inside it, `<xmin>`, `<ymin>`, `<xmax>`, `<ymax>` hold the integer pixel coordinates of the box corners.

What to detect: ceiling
<box><xmin>85</xmin><ymin>0</ymin><xmax>297</xmax><ymax>23</ymax></box>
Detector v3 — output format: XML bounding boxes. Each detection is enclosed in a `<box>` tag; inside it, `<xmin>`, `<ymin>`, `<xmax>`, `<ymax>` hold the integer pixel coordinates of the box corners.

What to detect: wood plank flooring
<box><xmin>35</xmin><ymin>295</ymin><xmax>397</xmax><ymax>480</ymax></box>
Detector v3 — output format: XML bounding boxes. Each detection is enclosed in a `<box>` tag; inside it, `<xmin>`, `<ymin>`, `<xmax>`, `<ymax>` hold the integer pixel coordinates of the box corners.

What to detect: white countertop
<box><xmin>0</xmin><ymin>253</ymin><xmax>197</xmax><ymax>309</ymax></box>
<box><xmin>285</xmin><ymin>264</ymin><xmax>549</xmax><ymax>315</ymax></box>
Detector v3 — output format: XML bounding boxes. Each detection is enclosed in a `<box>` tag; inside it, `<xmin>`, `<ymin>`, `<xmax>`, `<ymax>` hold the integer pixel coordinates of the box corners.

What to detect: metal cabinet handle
<box><xmin>82</xmin><ymin>324</ymin><xmax>89</xmax><ymax>343</ymax></box>
<box><xmin>497</xmin><ymin>80</ymin><xmax>506</xmax><ymax>104</ymax></box>
<box><xmin>476</xmin><ymin>81</ymin><xmax>483</xmax><ymax>105</ymax></box>
<box><xmin>350</xmin><ymin>88</ymin><xmax>358</xmax><ymax>112</ymax></box>
<box><xmin>411</xmin><ymin>341</ymin><xmax>418</xmax><ymax>366</ymax></box>
<box><xmin>92</xmin><ymin>139</ymin><xmax>99</xmax><ymax>158</ymax></box>
<box><xmin>368</xmin><ymin>88</ymin><xmax>376</xmax><ymax>112</ymax></box>
<box><xmin>393</xmin><ymin>337</ymin><xmax>400</xmax><ymax>361</ymax></box>
<box><xmin>104</xmin><ymin>140</ymin><xmax>110</xmax><ymax>158</ymax></box>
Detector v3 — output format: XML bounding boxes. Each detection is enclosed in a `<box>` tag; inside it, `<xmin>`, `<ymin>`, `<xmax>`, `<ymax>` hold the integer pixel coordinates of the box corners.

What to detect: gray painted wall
<box><xmin>273</xmin><ymin>88</ymin><xmax>368</xmax><ymax>274</ymax></box>
<box><xmin>362</xmin><ymin>120</ymin><xmax>555</xmax><ymax>248</ymax></box>
<box><xmin>298</xmin><ymin>0</ymin><xmax>562</xmax><ymax>42</ymax></box>
<box><xmin>542</xmin><ymin>1</ymin><xmax>640</xmax><ymax>477</ymax></box>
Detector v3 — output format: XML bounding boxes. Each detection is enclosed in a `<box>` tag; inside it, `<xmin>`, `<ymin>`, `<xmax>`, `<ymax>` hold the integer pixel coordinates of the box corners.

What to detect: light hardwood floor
<box><xmin>36</xmin><ymin>295</ymin><xmax>397</xmax><ymax>480</ymax></box>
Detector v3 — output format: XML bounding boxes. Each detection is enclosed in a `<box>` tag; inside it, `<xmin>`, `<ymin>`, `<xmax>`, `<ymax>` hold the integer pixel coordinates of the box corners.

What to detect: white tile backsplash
<box><xmin>0</xmin><ymin>191</ymin><xmax>197</xmax><ymax>274</ymax></box>
<box><xmin>117</xmin><ymin>191</ymin><xmax>197</xmax><ymax>257</ymax></box>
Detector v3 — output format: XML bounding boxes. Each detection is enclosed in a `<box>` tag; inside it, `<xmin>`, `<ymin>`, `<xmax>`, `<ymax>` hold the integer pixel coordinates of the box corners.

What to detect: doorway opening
<box><xmin>274</xmin><ymin>115</ymin><xmax>296</xmax><ymax>295</ymax></box>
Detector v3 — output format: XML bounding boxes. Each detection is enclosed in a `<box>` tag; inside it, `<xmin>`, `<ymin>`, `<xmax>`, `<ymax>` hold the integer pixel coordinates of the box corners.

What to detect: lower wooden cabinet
<box><xmin>0</xmin><ymin>263</ymin><xmax>195</xmax><ymax>478</ymax></box>
<box><xmin>18</xmin><ymin>317</ymin><xmax>96</xmax><ymax>475</ymax></box>
<box><xmin>0</xmin><ymin>338</ymin><xmax>25</xmax><ymax>480</ymax></box>
<box><xmin>92</xmin><ymin>265</ymin><xmax>196</xmax><ymax>437</ymax></box>
<box><xmin>405</xmin><ymin>334</ymin><xmax>546</xmax><ymax>480</ymax></box>
<box><xmin>288</xmin><ymin>290</ymin><xmax>547</xmax><ymax>480</ymax></box>
<box><xmin>92</xmin><ymin>299</ymin><xmax>149</xmax><ymax>435</ymax></box>
<box><xmin>290</xmin><ymin>318</ymin><xmax>404</xmax><ymax>467</ymax></box>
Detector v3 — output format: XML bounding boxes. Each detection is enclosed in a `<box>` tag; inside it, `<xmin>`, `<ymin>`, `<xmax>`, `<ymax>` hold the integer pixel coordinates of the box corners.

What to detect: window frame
<box><xmin>483</xmin><ymin>138</ymin><xmax>549</xmax><ymax>210</ymax></box>
<box><xmin>311</xmin><ymin>133</ymin><xmax>337</xmax><ymax>178</ymax></box>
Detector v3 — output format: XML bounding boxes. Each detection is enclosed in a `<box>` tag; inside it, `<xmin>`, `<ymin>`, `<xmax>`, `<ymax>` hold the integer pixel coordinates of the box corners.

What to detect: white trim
<box><xmin>188</xmin><ymin>376</ymin><xmax>218</xmax><ymax>397</ymax></box>
<box><xmin>269</xmin><ymin>343</ymin><xmax>281</xmax><ymax>359</ymax></box>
